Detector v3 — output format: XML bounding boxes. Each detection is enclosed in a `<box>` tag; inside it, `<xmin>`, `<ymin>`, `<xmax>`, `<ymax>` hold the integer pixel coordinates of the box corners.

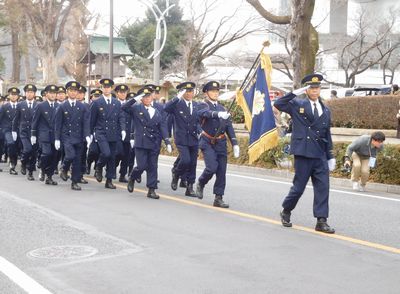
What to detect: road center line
<box><xmin>0</xmin><ymin>256</ymin><xmax>53</xmax><ymax>294</ymax></box>
<box><xmin>86</xmin><ymin>178</ymin><xmax>400</xmax><ymax>255</ymax></box>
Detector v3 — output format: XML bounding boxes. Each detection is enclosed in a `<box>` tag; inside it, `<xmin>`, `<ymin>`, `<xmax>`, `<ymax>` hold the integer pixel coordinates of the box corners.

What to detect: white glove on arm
<box><xmin>86</xmin><ymin>136</ymin><xmax>92</xmax><ymax>148</ymax></box>
<box><xmin>30</xmin><ymin>136</ymin><xmax>37</xmax><ymax>145</ymax></box>
<box><xmin>121</xmin><ymin>130</ymin><xmax>126</xmax><ymax>141</ymax></box>
<box><xmin>166</xmin><ymin>144</ymin><xmax>172</xmax><ymax>153</ymax></box>
<box><xmin>130</xmin><ymin>139</ymin><xmax>135</xmax><ymax>148</ymax></box>
<box><xmin>134</xmin><ymin>93</ymin><xmax>145</xmax><ymax>102</ymax></box>
<box><xmin>292</xmin><ymin>85</ymin><xmax>310</xmax><ymax>96</ymax></box>
<box><xmin>217</xmin><ymin>111</ymin><xmax>231</xmax><ymax>120</ymax></box>
<box><xmin>328</xmin><ymin>158</ymin><xmax>336</xmax><ymax>171</ymax></box>
<box><xmin>233</xmin><ymin>145</ymin><xmax>240</xmax><ymax>158</ymax></box>
<box><xmin>177</xmin><ymin>89</ymin><xmax>186</xmax><ymax>99</ymax></box>
<box><xmin>54</xmin><ymin>140</ymin><xmax>61</xmax><ymax>150</ymax></box>
<box><xmin>12</xmin><ymin>131</ymin><xmax>17</xmax><ymax>141</ymax></box>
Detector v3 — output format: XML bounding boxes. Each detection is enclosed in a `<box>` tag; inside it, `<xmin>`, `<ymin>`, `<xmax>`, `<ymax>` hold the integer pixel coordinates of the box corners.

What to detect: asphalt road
<box><xmin>1</xmin><ymin>155</ymin><xmax>399</xmax><ymax>294</ymax></box>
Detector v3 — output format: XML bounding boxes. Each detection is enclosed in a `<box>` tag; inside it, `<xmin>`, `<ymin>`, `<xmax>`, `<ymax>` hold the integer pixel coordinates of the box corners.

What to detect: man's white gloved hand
<box><xmin>121</xmin><ymin>130</ymin><xmax>126</xmax><ymax>141</ymax></box>
<box><xmin>54</xmin><ymin>140</ymin><xmax>61</xmax><ymax>150</ymax></box>
<box><xmin>166</xmin><ymin>144</ymin><xmax>172</xmax><ymax>153</ymax></box>
<box><xmin>86</xmin><ymin>136</ymin><xmax>92</xmax><ymax>148</ymax></box>
<box><xmin>30</xmin><ymin>136</ymin><xmax>37</xmax><ymax>145</ymax></box>
<box><xmin>292</xmin><ymin>85</ymin><xmax>310</xmax><ymax>96</ymax></box>
<box><xmin>134</xmin><ymin>93</ymin><xmax>145</xmax><ymax>102</ymax></box>
<box><xmin>11</xmin><ymin>131</ymin><xmax>17</xmax><ymax>141</ymax></box>
<box><xmin>130</xmin><ymin>139</ymin><xmax>135</xmax><ymax>148</ymax></box>
<box><xmin>328</xmin><ymin>158</ymin><xmax>336</xmax><ymax>171</ymax></box>
<box><xmin>233</xmin><ymin>145</ymin><xmax>240</xmax><ymax>158</ymax></box>
<box><xmin>177</xmin><ymin>89</ymin><xmax>186</xmax><ymax>99</ymax></box>
<box><xmin>217</xmin><ymin>111</ymin><xmax>231</xmax><ymax>120</ymax></box>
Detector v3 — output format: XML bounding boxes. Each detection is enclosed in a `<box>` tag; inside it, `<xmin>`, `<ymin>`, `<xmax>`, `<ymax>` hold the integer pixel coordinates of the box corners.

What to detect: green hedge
<box><xmin>325</xmin><ymin>95</ymin><xmax>400</xmax><ymax>129</ymax></box>
<box><xmin>161</xmin><ymin>137</ymin><xmax>400</xmax><ymax>185</ymax></box>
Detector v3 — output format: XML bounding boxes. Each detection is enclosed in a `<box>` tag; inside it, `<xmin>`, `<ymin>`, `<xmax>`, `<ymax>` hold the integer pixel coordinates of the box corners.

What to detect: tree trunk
<box><xmin>42</xmin><ymin>51</ymin><xmax>58</xmax><ymax>84</ymax></box>
<box><xmin>289</xmin><ymin>0</ymin><xmax>317</xmax><ymax>88</ymax></box>
<box><xmin>11</xmin><ymin>26</ymin><xmax>20</xmax><ymax>83</ymax></box>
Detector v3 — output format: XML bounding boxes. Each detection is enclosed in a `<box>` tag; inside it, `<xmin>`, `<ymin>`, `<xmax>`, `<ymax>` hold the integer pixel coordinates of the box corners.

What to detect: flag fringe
<box><xmin>248</xmin><ymin>129</ymin><xmax>279</xmax><ymax>164</ymax></box>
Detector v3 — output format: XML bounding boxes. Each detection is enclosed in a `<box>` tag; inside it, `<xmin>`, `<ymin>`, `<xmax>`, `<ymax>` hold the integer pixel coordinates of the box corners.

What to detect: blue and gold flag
<box><xmin>236</xmin><ymin>52</ymin><xmax>279</xmax><ymax>163</ymax></box>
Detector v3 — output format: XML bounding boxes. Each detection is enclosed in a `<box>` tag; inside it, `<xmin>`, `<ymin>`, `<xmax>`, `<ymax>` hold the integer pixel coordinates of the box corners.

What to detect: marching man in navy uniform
<box><xmin>196</xmin><ymin>81</ymin><xmax>240</xmax><ymax>208</ymax></box>
<box><xmin>12</xmin><ymin>84</ymin><xmax>38</xmax><ymax>180</ymax></box>
<box><xmin>55</xmin><ymin>81</ymin><xmax>91</xmax><ymax>191</ymax></box>
<box><xmin>0</xmin><ymin>87</ymin><xmax>20</xmax><ymax>175</ymax></box>
<box><xmin>274</xmin><ymin>73</ymin><xmax>336</xmax><ymax>234</ymax></box>
<box><xmin>122</xmin><ymin>85</ymin><xmax>172</xmax><ymax>199</ymax></box>
<box><xmin>90</xmin><ymin>78</ymin><xmax>126</xmax><ymax>189</ymax></box>
<box><xmin>164</xmin><ymin>82</ymin><xmax>200</xmax><ymax>197</ymax></box>
<box><xmin>31</xmin><ymin>85</ymin><xmax>60</xmax><ymax>185</ymax></box>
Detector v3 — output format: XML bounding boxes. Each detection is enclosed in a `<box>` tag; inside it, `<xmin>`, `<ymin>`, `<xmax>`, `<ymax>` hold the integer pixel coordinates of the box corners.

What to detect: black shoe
<box><xmin>9</xmin><ymin>168</ymin><xmax>18</xmax><ymax>175</ymax></box>
<box><xmin>179</xmin><ymin>180</ymin><xmax>187</xmax><ymax>188</ymax></box>
<box><xmin>45</xmin><ymin>177</ymin><xmax>58</xmax><ymax>185</ymax></box>
<box><xmin>196</xmin><ymin>183</ymin><xmax>204</xmax><ymax>199</ymax></box>
<box><xmin>60</xmin><ymin>169</ymin><xmax>69</xmax><ymax>181</ymax></box>
<box><xmin>127</xmin><ymin>179</ymin><xmax>135</xmax><ymax>193</ymax></box>
<box><xmin>171</xmin><ymin>171</ymin><xmax>179</xmax><ymax>190</ymax></box>
<box><xmin>136</xmin><ymin>175</ymin><xmax>142</xmax><ymax>183</ymax></box>
<box><xmin>105</xmin><ymin>179</ymin><xmax>116</xmax><ymax>189</ymax></box>
<box><xmin>119</xmin><ymin>176</ymin><xmax>128</xmax><ymax>183</ymax></box>
<box><xmin>85</xmin><ymin>165</ymin><xmax>91</xmax><ymax>175</ymax></box>
<box><xmin>54</xmin><ymin>169</ymin><xmax>59</xmax><ymax>175</ymax></box>
<box><xmin>21</xmin><ymin>164</ymin><xmax>27</xmax><ymax>175</ymax></box>
<box><xmin>213</xmin><ymin>195</ymin><xmax>229</xmax><ymax>208</ymax></box>
<box><xmin>280</xmin><ymin>210</ymin><xmax>292</xmax><ymax>227</ymax></box>
<box><xmin>27</xmin><ymin>172</ymin><xmax>35</xmax><ymax>181</ymax></box>
<box><xmin>71</xmin><ymin>182</ymin><xmax>82</xmax><ymax>191</ymax></box>
<box><xmin>147</xmin><ymin>188</ymin><xmax>159</xmax><ymax>199</ymax></box>
<box><xmin>315</xmin><ymin>218</ymin><xmax>335</xmax><ymax>234</ymax></box>
<box><xmin>185</xmin><ymin>183</ymin><xmax>197</xmax><ymax>197</ymax></box>
<box><xmin>95</xmin><ymin>167</ymin><xmax>103</xmax><ymax>183</ymax></box>
<box><xmin>0</xmin><ymin>168</ymin><xmax>3</xmax><ymax>172</ymax></box>
<box><xmin>78</xmin><ymin>177</ymin><xmax>88</xmax><ymax>184</ymax></box>
<box><xmin>39</xmin><ymin>170</ymin><xmax>45</xmax><ymax>181</ymax></box>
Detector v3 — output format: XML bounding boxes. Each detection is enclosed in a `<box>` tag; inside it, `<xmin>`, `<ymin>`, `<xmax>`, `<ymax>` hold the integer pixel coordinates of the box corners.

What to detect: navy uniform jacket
<box><xmin>31</xmin><ymin>101</ymin><xmax>59</xmax><ymax>143</ymax></box>
<box><xmin>0</xmin><ymin>103</ymin><xmax>17</xmax><ymax>133</ymax></box>
<box><xmin>119</xmin><ymin>101</ymin><xmax>132</xmax><ymax>143</ymax></box>
<box><xmin>54</xmin><ymin>100</ymin><xmax>90</xmax><ymax>144</ymax></box>
<box><xmin>12</xmin><ymin>100</ymin><xmax>37</xmax><ymax>138</ymax></box>
<box><xmin>197</xmin><ymin>100</ymin><xmax>237</xmax><ymax>153</ymax></box>
<box><xmin>164</xmin><ymin>97</ymin><xmax>200</xmax><ymax>146</ymax></box>
<box><xmin>122</xmin><ymin>101</ymin><xmax>169</xmax><ymax>150</ymax></box>
<box><xmin>90</xmin><ymin>96</ymin><xmax>125</xmax><ymax>142</ymax></box>
<box><xmin>274</xmin><ymin>93</ymin><xmax>333</xmax><ymax>160</ymax></box>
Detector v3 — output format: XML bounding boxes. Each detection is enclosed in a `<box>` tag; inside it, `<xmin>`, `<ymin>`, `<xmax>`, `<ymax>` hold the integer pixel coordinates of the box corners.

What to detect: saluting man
<box><xmin>274</xmin><ymin>73</ymin><xmax>336</xmax><ymax>234</ymax></box>
<box><xmin>31</xmin><ymin>85</ymin><xmax>60</xmax><ymax>185</ymax></box>
<box><xmin>0</xmin><ymin>87</ymin><xmax>20</xmax><ymax>175</ymax></box>
<box><xmin>164</xmin><ymin>82</ymin><xmax>200</xmax><ymax>197</ymax></box>
<box><xmin>12</xmin><ymin>84</ymin><xmax>38</xmax><ymax>180</ymax></box>
<box><xmin>196</xmin><ymin>81</ymin><xmax>240</xmax><ymax>208</ymax></box>
<box><xmin>55</xmin><ymin>81</ymin><xmax>91</xmax><ymax>191</ymax></box>
<box><xmin>90</xmin><ymin>78</ymin><xmax>126</xmax><ymax>189</ymax></box>
<box><xmin>122</xmin><ymin>86</ymin><xmax>172</xmax><ymax>199</ymax></box>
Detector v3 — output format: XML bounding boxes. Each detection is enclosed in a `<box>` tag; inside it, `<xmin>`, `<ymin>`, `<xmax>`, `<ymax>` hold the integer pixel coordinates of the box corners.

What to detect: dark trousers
<box><xmin>116</xmin><ymin>141</ymin><xmax>131</xmax><ymax>178</ymax></box>
<box><xmin>20</xmin><ymin>137</ymin><xmax>37</xmax><ymax>172</ymax></box>
<box><xmin>198</xmin><ymin>143</ymin><xmax>227</xmax><ymax>196</ymax></box>
<box><xmin>97</xmin><ymin>140</ymin><xmax>117</xmax><ymax>180</ymax></box>
<box><xmin>62</xmin><ymin>142</ymin><xmax>83</xmax><ymax>183</ymax></box>
<box><xmin>282</xmin><ymin>155</ymin><xmax>330</xmax><ymax>218</ymax></box>
<box><xmin>174</xmin><ymin>144</ymin><xmax>198</xmax><ymax>184</ymax></box>
<box><xmin>87</xmin><ymin>141</ymin><xmax>99</xmax><ymax>170</ymax></box>
<box><xmin>130</xmin><ymin>147</ymin><xmax>159</xmax><ymax>189</ymax></box>
<box><xmin>4</xmin><ymin>132</ymin><xmax>18</xmax><ymax>165</ymax></box>
<box><xmin>40</xmin><ymin>142</ymin><xmax>59</xmax><ymax>177</ymax></box>
<box><xmin>80</xmin><ymin>144</ymin><xmax>87</xmax><ymax>177</ymax></box>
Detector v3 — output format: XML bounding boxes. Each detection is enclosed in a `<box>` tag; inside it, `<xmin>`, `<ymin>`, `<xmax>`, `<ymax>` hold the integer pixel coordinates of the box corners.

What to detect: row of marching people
<box><xmin>0</xmin><ymin>79</ymin><xmax>240</xmax><ymax>208</ymax></box>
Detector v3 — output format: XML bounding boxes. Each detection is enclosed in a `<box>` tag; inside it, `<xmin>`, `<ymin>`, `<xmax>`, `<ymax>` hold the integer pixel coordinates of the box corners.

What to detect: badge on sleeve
<box><xmin>299</xmin><ymin>107</ymin><xmax>304</xmax><ymax>114</ymax></box>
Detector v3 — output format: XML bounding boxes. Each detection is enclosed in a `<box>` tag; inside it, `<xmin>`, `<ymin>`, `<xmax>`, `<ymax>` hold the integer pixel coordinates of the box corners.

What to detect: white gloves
<box><xmin>121</xmin><ymin>130</ymin><xmax>126</xmax><ymax>141</ymax></box>
<box><xmin>130</xmin><ymin>139</ymin><xmax>135</xmax><ymax>148</ymax></box>
<box><xmin>177</xmin><ymin>89</ymin><xmax>186</xmax><ymax>99</ymax></box>
<box><xmin>396</xmin><ymin>112</ymin><xmax>400</xmax><ymax>119</ymax></box>
<box><xmin>166</xmin><ymin>144</ymin><xmax>172</xmax><ymax>153</ymax></box>
<box><xmin>328</xmin><ymin>158</ymin><xmax>336</xmax><ymax>171</ymax></box>
<box><xmin>12</xmin><ymin>131</ymin><xmax>17</xmax><ymax>141</ymax></box>
<box><xmin>134</xmin><ymin>93</ymin><xmax>145</xmax><ymax>102</ymax></box>
<box><xmin>233</xmin><ymin>145</ymin><xmax>240</xmax><ymax>158</ymax></box>
<box><xmin>54</xmin><ymin>140</ymin><xmax>61</xmax><ymax>150</ymax></box>
<box><xmin>31</xmin><ymin>136</ymin><xmax>37</xmax><ymax>145</ymax></box>
<box><xmin>86</xmin><ymin>136</ymin><xmax>92</xmax><ymax>148</ymax></box>
<box><xmin>292</xmin><ymin>85</ymin><xmax>310</xmax><ymax>96</ymax></box>
<box><xmin>217</xmin><ymin>111</ymin><xmax>231</xmax><ymax>120</ymax></box>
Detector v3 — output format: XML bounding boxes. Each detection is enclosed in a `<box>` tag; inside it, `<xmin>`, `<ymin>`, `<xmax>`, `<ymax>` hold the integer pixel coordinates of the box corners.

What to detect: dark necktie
<box><xmin>28</xmin><ymin>103</ymin><xmax>32</xmax><ymax>109</ymax></box>
<box><xmin>188</xmin><ymin>102</ymin><xmax>191</xmax><ymax>114</ymax></box>
<box><xmin>313</xmin><ymin>102</ymin><xmax>319</xmax><ymax>121</ymax></box>
<box><xmin>71</xmin><ymin>102</ymin><xmax>75</xmax><ymax>108</ymax></box>
<box><xmin>12</xmin><ymin>104</ymin><xmax>15</xmax><ymax>109</ymax></box>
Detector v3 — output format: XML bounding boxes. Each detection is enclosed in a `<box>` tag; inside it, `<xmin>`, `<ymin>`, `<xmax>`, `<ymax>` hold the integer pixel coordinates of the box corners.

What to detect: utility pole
<box><xmin>109</xmin><ymin>0</ymin><xmax>114</xmax><ymax>79</ymax></box>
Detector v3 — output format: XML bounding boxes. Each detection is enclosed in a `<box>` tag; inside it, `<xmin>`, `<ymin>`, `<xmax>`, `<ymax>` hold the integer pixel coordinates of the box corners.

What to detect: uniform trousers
<box><xmin>40</xmin><ymin>142</ymin><xmax>59</xmax><ymax>177</ymax></box>
<box><xmin>62</xmin><ymin>142</ymin><xmax>83</xmax><ymax>183</ymax></box>
<box><xmin>116</xmin><ymin>141</ymin><xmax>132</xmax><ymax>178</ymax></box>
<box><xmin>4</xmin><ymin>132</ymin><xmax>18</xmax><ymax>165</ymax></box>
<box><xmin>130</xmin><ymin>147</ymin><xmax>159</xmax><ymax>189</ymax></box>
<box><xmin>282</xmin><ymin>155</ymin><xmax>330</xmax><ymax>218</ymax></box>
<box><xmin>97</xmin><ymin>140</ymin><xmax>117</xmax><ymax>180</ymax></box>
<box><xmin>173</xmin><ymin>144</ymin><xmax>198</xmax><ymax>184</ymax></box>
<box><xmin>20</xmin><ymin>137</ymin><xmax>37</xmax><ymax>172</ymax></box>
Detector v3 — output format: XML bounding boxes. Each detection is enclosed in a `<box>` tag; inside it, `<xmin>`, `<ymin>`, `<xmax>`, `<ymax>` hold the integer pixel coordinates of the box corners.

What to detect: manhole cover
<box><xmin>27</xmin><ymin>245</ymin><xmax>98</xmax><ymax>260</ymax></box>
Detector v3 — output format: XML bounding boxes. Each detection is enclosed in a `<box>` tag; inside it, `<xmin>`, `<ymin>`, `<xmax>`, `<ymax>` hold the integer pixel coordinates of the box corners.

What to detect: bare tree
<box><xmin>247</xmin><ymin>0</ymin><xmax>318</xmax><ymax>88</ymax></box>
<box><xmin>379</xmin><ymin>35</ymin><xmax>400</xmax><ymax>85</ymax></box>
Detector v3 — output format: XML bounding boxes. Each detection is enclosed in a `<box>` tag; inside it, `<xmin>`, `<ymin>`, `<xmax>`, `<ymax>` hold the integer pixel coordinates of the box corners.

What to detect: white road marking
<box><xmin>0</xmin><ymin>256</ymin><xmax>53</xmax><ymax>294</ymax></box>
<box><xmin>158</xmin><ymin>163</ymin><xmax>400</xmax><ymax>203</ymax></box>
